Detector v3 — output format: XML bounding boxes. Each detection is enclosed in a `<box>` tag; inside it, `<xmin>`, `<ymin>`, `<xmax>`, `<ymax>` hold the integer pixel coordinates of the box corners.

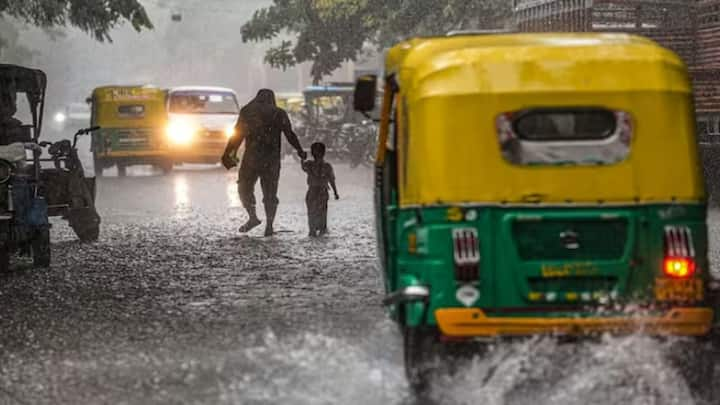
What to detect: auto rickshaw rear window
<box><xmin>117</xmin><ymin>105</ymin><xmax>145</xmax><ymax>119</ymax></box>
<box><xmin>497</xmin><ymin>109</ymin><xmax>632</xmax><ymax>167</ymax></box>
<box><xmin>513</xmin><ymin>109</ymin><xmax>617</xmax><ymax>141</ymax></box>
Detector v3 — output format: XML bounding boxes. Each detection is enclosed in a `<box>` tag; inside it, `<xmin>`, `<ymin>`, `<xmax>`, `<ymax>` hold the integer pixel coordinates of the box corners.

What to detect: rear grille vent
<box><xmin>452</xmin><ymin>228</ymin><xmax>480</xmax><ymax>282</ymax></box>
<box><xmin>664</xmin><ymin>226</ymin><xmax>695</xmax><ymax>258</ymax></box>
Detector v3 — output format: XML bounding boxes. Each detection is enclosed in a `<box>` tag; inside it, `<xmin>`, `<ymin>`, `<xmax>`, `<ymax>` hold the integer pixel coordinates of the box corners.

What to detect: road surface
<box><xmin>0</xmin><ymin>162</ymin><xmax>715</xmax><ymax>404</ymax></box>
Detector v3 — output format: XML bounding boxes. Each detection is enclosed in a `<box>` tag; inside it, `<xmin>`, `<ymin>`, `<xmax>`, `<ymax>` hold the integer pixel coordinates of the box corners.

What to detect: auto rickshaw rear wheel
<box><xmin>403</xmin><ymin>326</ymin><xmax>443</xmax><ymax>394</ymax></box>
<box><xmin>31</xmin><ymin>228</ymin><xmax>51</xmax><ymax>268</ymax></box>
<box><xmin>670</xmin><ymin>335</ymin><xmax>718</xmax><ymax>404</ymax></box>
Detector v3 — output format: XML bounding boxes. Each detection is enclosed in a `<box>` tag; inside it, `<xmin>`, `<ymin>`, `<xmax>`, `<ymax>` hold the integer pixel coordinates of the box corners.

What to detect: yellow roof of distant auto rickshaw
<box><xmin>91</xmin><ymin>85</ymin><xmax>167</xmax><ymax>129</ymax></box>
<box><xmin>386</xmin><ymin>33</ymin><xmax>690</xmax><ymax>97</ymax></box>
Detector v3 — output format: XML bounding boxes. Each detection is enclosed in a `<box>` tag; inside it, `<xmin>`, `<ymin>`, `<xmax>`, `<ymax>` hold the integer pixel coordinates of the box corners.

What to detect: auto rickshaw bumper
<box><xmin>435</xmin><ymin>307</ymin><xmax>714</xmax><ymax>338</ymax></box>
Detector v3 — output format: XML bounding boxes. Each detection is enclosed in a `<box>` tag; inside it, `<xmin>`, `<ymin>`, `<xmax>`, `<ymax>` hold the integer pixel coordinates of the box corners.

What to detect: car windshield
<box><xmin>168</xmin><ymin>91</ymin><xmax>239</xmax><ymax>114</ymax></box>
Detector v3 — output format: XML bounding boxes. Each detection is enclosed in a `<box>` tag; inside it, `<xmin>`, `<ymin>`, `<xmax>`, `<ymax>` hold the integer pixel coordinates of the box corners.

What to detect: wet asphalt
<box><xmin>0</xmin><ymin>161</ymin><xmax>716</xmax><ymax>405</ymax></box>
<box><xmin>0</xmin><ymin>162</ymin><xmax>391</xmax><ymax>405</ymax></box>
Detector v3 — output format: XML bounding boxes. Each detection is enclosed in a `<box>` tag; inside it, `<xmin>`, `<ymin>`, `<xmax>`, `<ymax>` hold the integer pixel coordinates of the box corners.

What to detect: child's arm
<box><xmin>328</xmin><ymin>164</ymin><xmax>339</xmax><ymax>199</ymax></box>
<box><xmin>301</xmin><ymin>160</ymin><xmax>310</xmax><ymax>172</ymax></box>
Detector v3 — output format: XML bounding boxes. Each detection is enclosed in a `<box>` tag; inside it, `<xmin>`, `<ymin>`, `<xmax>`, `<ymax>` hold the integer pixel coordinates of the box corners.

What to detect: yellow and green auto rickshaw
<box><xmin>89</xmin><ymin>86</ymin><xmax>170</xmax><ymax>176</ymax></box>
<box><xmin>354</xmin><ymin>33</ymin><xmax>719</xmax><ymax>397</ymax></box>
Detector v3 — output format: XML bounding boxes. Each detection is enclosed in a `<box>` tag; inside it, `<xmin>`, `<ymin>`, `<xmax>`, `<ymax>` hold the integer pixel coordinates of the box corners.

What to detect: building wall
<box><xmin>513</xmin><ymin>0</ymin><xmax>720</xmax><ymax>131</ymax></box>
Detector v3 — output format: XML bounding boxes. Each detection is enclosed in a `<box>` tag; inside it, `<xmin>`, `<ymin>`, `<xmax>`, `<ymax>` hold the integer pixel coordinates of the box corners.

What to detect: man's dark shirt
<box><xmin>237</xmin><ymin>102</ymin><xmax>297</xmax><ymax>169</ymax></box>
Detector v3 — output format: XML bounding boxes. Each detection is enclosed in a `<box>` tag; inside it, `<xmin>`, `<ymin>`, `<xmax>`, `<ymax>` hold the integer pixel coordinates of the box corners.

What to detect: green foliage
<box><xmin>0</xmin><ymin>0</ymin><xmax>153</xmax><ymax>42</ymax></box>
<box><xmin>241</xmin><ymin>0</ymin><xmax>511</xmax><ymax>82</ymax></box>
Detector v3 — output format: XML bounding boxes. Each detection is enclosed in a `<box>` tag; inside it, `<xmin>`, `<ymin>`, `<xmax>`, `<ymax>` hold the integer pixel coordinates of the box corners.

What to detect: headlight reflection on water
<box><xmin>174</xmin><ymin>174</ymin><xmax>190</xmax><ymax>214</ymax></box>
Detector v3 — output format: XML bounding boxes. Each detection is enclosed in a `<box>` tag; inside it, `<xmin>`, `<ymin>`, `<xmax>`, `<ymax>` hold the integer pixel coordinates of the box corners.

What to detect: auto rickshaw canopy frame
<box><xmin>0</xmin><ymin>64</ymin><xmax>47</xmax><ymax>141</ymax></box>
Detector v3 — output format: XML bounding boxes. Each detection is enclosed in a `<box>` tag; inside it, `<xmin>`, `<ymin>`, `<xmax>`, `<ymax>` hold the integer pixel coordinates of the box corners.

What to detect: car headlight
<box><xmin>224</xmin><ymin>124</ymin><xmax>236</xmax><ymax>139</ymax></box>
<box><xmin>54</xmin><ymin>112</ymin><xmax>67</xmax><ymax>123</ymax></box>
<box><xmin>166</xmin><ymin>119</ymin><xmax>197</xmax><ymax>145</ymax></box>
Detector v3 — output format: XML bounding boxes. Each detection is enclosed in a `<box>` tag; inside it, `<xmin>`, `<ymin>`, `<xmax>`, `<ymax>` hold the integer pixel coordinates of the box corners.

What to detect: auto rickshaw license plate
<box><xmin>655</xmin><ymin>278</ymin><xmax>704</xmax><ymax>302</ymax></box>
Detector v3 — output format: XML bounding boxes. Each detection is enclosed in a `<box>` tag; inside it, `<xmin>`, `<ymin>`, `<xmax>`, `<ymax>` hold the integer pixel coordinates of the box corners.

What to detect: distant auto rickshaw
<box><xmin>300</xmin><ymin>84</ymin><xmax>377</xmax><ymax>165</ymax></box>
<box><xmin>90</xmin><ymin>86</ymin><xmax>170</xmax><ymax>176</ymax></box>
<box><xmin>0</xmin><ymin>65</ymin><xmax>100</xmax><ymax>271</ymax></box>
<box><xmin>275</xmin><ymin>92</ymin><xmax>304</xmax><ymax>114</ymax></box>
<box><xmin>354</xmin><ymin>33</ymin><xmax>719</xmax><ymax>399</ymax></box>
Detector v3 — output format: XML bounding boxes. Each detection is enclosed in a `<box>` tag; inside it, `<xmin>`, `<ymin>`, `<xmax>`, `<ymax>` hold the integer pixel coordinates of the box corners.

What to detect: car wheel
<box><xmin>158</xmin><ymin>161</ymin><xmax>173</xmax><ymax>175</ymax></box>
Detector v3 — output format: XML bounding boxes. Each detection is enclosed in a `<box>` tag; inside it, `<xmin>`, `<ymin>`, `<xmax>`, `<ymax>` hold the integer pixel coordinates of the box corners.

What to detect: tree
<box><xmin>0</xmin><ymin>18</ymin><xmax>34</xmax><ymax>63</ymax></box>
<box><xmin>0</xmin><ymin>0</ymin><xmax>153</xmax><ymax>43</ymax></box>
<box><xmin>241</xmin><ymin>0</ymin><xmax>511</xmax><ymax>82</ymax></box>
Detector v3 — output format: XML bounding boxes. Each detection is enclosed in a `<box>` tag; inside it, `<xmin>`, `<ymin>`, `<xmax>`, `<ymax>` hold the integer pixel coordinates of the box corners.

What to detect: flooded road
<box><xmin>0</xmin><ymin>162</ymin><xmax>715</xmax><ymax>404</ymax></box>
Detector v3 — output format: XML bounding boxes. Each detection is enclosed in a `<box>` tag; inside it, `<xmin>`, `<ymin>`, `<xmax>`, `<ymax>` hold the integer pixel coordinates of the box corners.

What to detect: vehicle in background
<box><xmin>355</xmin><ymin>33</ymin><xmax>719</xmax><ymax>399</ymax></box>
<box><xmin>89</xmin><ymin>86</ymin><xmax>170</xmax><ymax>176</ymax></box>
<box><xmin>165</xmin><ymin>86</ymin><xmax>239</xmax><ymax>166</ymax></box>
<box><xmin>298</xmin><ymin>84</ymin><xmax>377</xmax><ymax>166</ymax></box>
<box><xmin>0</xmin><ymin>64</ymin><xmax>100</xmax><ymax>272</ymax></box>
<box><xmin>275</xmin><ymin>92</ymin><xmax>304</xmax><ymax>114</ymax></box>
<box><xmin>276</xmin><ymin>92</ymin><xmax>306</xmax><ymax>160</ymax></box>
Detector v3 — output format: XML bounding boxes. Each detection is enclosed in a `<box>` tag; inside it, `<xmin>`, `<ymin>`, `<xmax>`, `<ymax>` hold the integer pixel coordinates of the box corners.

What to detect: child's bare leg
<box><xmin>319</xmin><ymin>195</ymin><xmax>329</xmax><ymax>235</ymax></box>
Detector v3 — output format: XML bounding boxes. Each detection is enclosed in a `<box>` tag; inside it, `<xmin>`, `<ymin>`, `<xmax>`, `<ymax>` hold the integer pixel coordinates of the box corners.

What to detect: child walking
<box><xmin>301</xmin><ymin>142</ymin><xmax>339</xmax><ymax>237</ymax></box>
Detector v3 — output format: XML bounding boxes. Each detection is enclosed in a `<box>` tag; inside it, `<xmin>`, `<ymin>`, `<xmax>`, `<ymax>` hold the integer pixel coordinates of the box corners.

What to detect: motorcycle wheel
<box><xmin>31</xmin><ymin>228</ymin><xmax>51</xmax><ymax>268</ymax></box>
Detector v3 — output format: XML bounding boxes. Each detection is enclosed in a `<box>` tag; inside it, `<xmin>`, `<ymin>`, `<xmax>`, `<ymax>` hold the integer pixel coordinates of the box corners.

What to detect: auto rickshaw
<box><xmin>354</xmin><ymin>33</ymin><xmax>719</xmax><ymax>398</ymax></box>
<box><xmin>275</xmin><ymin>92</ymin><xmax>304</xmax><ymax>114</ymax></box>
<box><xmin>0</xmin><ymin>64</ymin><xmax>100</xmax><ymax>272</ymax></box>
<box><xmin>90</xmin><ymin>86</ymin><xmax>170</xmax><ymax>176</ymax></box>
<box><xmin>299</xmin><ymin>84</ymin><xmax>378</xmax><ymax>164</ymax></box>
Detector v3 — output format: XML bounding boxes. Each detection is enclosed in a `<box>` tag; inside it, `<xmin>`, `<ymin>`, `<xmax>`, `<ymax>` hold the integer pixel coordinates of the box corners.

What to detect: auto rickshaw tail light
<box><xmin>452</xmin><ymin>228</ymin><xmax>480</xmax><ymax>282</ymax></box>
<box><xmin>663</xmin><ymin>226</ymin><xmax>696</xmax><ymax>279</ymax></box>
<box><xmin>663</xmin><ymin>258</ymin><xmax>695</xmax><ymax>278</ymax></box>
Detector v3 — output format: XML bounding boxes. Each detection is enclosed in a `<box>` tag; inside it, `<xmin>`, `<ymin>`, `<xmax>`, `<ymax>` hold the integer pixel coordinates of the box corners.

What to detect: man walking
<box><xmin>222</xmin><ymin>89</ymin><xmax>307</xmax><ymax>236</ymax></box>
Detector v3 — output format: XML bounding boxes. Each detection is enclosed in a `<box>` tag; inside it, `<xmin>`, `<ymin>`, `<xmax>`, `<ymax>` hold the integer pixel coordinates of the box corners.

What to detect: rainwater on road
<box><xmin>0</xmin><ymin>162</ymin><xmax>714</xmax><ymax>404</ymax></box>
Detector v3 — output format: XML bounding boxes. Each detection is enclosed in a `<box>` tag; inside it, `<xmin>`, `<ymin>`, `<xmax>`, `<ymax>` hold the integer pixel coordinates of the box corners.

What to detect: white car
<box><xmin>165</xmin><ymin>86</ymin><xmax>241</xmax><ymax>165</ymax></box>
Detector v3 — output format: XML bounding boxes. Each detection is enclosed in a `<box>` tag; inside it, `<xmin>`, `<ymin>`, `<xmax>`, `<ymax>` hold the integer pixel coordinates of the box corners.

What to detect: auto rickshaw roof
<box><xmin>0</xmin><ymin>64</ymin><xmax>47</xmax><ymax>95</ymax></box>
<box><xmin>92</xmin><ymin>85</ymin><xmax>164</xmax><ymax>94</ymax></box>
<box><xmin>386</xmin><ymin>33</ymin><xmax>689</xmax><ymax>95</ymax></box>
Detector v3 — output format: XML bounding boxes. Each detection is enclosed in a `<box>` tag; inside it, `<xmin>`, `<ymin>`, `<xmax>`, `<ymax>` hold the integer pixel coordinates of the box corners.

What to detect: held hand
<box><xmin>298</xmin><ymin>149</ymin><xmax>308</xmax><ymax>161</ymax></box>
<box><xmin>334</xmin><ymin>193</ymin><xmax>340</xmax><ymax>200</ymax></box>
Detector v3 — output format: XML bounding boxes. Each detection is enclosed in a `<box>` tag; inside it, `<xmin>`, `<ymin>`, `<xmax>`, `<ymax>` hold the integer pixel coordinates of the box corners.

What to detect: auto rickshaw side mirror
<box><xmin>354</xmin><ymin>75</ymin><xmax>377</xmax><ymax>113</ymax></box>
